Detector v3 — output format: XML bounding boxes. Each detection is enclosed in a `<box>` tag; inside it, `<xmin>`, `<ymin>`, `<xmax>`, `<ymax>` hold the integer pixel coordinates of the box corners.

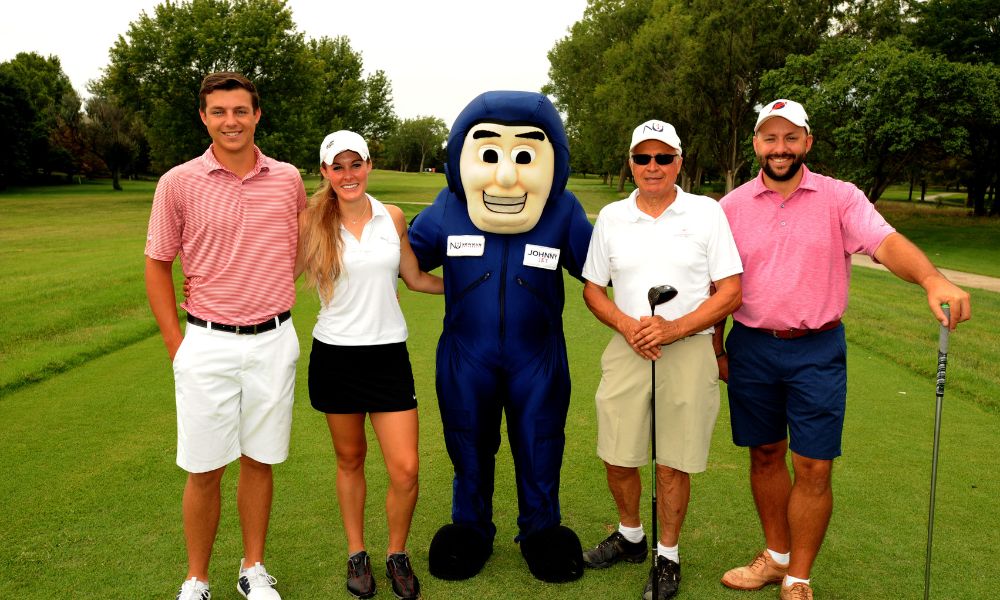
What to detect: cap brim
<box><xmin>755</xmin><ymin>114</ymin><xmax>808</xmax><ymax>133</ymax></box>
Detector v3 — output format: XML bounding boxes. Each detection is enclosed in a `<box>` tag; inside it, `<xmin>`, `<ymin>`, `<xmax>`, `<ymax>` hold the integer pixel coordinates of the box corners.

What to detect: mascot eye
<box><xmin>479</xmin><ymin>145</ymin><xmax>503</xmax><ymax>164</ymax></box>
<box><xmin>512</xmin><ymin>146</ymin><xmax>536</xmax><ymax>165</ymax></box>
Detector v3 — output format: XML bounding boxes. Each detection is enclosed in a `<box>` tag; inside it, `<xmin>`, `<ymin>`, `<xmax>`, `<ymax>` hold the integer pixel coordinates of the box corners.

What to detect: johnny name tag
<box><xmin>447</xmin><ymin>235</ymin><xmax>486</xmax><ymax>257</ymax></box>
<box><xmin>523</xmin><ymin>244</ymin><xmax>560</xmax><ymax>270</ymax></box>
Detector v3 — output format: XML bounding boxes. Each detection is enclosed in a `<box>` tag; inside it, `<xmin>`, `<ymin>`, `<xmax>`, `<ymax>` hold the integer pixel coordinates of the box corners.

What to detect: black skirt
<box><xmin>308</xmin><ymin>339</ymin><xmax>418</xmax><ymax>414</ymax></box>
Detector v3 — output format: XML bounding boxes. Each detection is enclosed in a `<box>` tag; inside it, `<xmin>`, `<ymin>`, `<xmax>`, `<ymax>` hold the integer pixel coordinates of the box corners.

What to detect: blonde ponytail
<box><xmin>299</xmin><ymin>179</ymin><xmax>343</xmax><ymax>304</ymax></box>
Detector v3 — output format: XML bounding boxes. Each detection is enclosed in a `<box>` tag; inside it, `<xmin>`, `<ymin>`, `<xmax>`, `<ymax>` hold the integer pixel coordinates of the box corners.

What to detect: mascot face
<box><xmin>459</xmin><ymin>123</ymin><xmax>555</xmax><ymax>234</ymax></box>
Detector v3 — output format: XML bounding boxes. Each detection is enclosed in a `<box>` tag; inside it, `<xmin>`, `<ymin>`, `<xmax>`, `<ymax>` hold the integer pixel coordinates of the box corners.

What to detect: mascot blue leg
<box><xmin>507</xmin><ymin>339</ymin><xmax>583</xmax><ymax>583</ymax></box>
<box><xmin>428</xmin><ymin>334</ymin><xmax>583</xmax><ymax>582</ymax></box>
<box><xmin>428</xmin><ymin>335</ymin><xmax>499</xmax><ymax>580</ymax></box>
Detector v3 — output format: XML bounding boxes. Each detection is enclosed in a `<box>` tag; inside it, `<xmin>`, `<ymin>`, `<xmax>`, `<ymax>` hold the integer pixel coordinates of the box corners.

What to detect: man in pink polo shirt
<box><xmin>145</xmin><ymin>72</ymin><xmax>306</xmax><ymax>600</ymax></box>
<box><xmin>717</xmin><ymin>99</ymin><xmax>971</xmax><ymax>600</ymax></box>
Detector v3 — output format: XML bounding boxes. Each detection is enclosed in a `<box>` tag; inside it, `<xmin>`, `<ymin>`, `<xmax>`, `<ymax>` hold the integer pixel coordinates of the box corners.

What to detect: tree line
<box><xmin>545</xmin><ymin>0</ymin><xmax>999</xmax><ymax>215</ymax></box>
<box><xmin>2</xmin><ymin>0</ymin><xmax>996</xmax><ymax>216</ymax></box>
<box><xmin>0</xmin><ymin>0</ymin><xmax>446</xmax><ymax>191</ymax></box>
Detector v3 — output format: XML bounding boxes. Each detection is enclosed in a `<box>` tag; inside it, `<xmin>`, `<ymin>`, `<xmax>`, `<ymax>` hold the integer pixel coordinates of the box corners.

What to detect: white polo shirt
<box><xmin>582</xmin><ymin>186</ymin><xmax>743</xmax><ymax>333</ymax></box>
<box><xmin>312</xmin><ymin>195</ymin><xmax>408</xmax><ymax>346</ymax></box>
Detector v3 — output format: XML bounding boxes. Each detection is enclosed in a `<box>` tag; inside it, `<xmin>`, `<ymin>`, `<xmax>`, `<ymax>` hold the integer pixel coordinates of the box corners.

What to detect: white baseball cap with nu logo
<box><xmin>630</xmin><ymin>119</ymin><xmax>683</xmax><ymax>156</ymax></box>
<box><xmin>755</xmin><ymin>99</ymin><xmax>810</xmax><ymax>133</ymax></box>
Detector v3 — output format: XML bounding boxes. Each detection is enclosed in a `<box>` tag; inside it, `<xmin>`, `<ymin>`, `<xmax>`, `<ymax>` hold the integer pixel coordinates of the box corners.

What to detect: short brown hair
<box><xmin>198</xmin><ymin>72</ymin><xmax>260</xmax><ymax>112</ymax></box>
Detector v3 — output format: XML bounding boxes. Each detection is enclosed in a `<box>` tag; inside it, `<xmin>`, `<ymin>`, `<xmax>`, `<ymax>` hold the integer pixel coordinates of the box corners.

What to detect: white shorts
<box><xmin>595</xmin><ymin>333</ymin><xmax>720</xmax><ymax>473</ymax></box>
<box><xmin>172</xmin><ymin>317</ymin><xmax>299</xmax><ymax>473</ymax></box>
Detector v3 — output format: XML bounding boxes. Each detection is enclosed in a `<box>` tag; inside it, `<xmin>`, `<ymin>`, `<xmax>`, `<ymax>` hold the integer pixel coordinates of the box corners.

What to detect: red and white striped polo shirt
<box><xmin>145</xmin><ymin>145</ymin><xmax>306</xmax><ymax>325</ymax></box>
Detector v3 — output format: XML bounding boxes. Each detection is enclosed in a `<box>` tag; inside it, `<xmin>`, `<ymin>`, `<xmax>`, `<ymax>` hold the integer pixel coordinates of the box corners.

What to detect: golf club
<box><xmin>646</xmin><ymin>284</ymin><xmax>677</xmax><ymax>600</ymax></box>
<box><xmin>924</xmin><ymin>304</ymin><xmax>950</xmax><ymax>600</ymax></box>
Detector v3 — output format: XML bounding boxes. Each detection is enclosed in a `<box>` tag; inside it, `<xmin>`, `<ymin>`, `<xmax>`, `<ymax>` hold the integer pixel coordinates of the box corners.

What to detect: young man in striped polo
<box><xmin>145</xmin><ymin>72</ymin><xmax>306</xmax><ymax>600</ymax></box>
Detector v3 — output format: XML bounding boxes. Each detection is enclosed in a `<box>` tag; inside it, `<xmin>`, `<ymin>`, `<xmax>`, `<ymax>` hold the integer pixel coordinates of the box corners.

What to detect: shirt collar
<box><xmin>751</xmin><ymin>163</ymin><xmax>817</xmax><ymax>198</ymax></box>
<box><xmin>338</xmin><ymin>195</ymin><xmax>382</xmax><ymax>232</ymax></box>
<box><xmin>626</xmin><ymin>186</ymin><xmax>689</xmax><ymax>221</ymax></box>
<box><xmin>368</xmin><ymin>195</ymin><xmax>387</xmax><ymax>220</ymax></box>
<box><xmin>199</xmin><ymin>145</ymin><xmax>270</xmax><ymax>178</ymax></box>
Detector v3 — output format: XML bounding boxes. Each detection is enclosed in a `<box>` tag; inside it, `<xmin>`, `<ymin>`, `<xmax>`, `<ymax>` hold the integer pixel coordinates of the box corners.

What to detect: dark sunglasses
<box><xmin>631</xmin><ymin>153</ymin><xmax>678</xmax><ymax>166</ymax></box>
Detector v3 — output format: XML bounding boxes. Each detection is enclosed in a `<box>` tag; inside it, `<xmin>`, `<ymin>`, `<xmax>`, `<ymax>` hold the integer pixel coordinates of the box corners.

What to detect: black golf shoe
<box><xmin>385</xmin><ymin>552</ymin><xmax>421</xmax><ymax>600</ymax></box>
<box><xmin>642</xmin><ymin>555</ymin><xmax>681</xmax><ymax>600</ymax></box>
<box><xmin>582</xmin><ymin>531</ymin><xmax>648</xmax><ymax>569</ymax></box>
<box><xmin>346</xmin><ymin>551</ymin><xmax>376</xmax><ymax>599</ymax></box>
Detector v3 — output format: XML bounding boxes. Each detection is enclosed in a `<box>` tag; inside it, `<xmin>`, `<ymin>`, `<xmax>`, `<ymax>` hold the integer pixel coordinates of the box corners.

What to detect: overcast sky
<box><xmin>0</xmin><ymin>0</ymin><xmax>588</xmax><ymax>127</ymax></box>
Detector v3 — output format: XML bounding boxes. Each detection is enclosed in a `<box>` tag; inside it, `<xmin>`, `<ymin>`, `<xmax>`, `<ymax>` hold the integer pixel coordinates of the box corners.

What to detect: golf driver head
<box><xmin>648</xmin><ymin>285</ymin><xmax>678</xmax><ymax>311</ymax></box>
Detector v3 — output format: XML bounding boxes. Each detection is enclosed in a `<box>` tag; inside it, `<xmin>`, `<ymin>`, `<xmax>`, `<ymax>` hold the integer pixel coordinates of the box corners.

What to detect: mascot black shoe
<box><xmin>428</xmin><ymin>523</ymin><xmax>494</xmax><ymax>581</ymax></box>
<box><xmin>520</xmin><ymin>525</ymin><xmax>585</xmax><ymax>583</ymax></box>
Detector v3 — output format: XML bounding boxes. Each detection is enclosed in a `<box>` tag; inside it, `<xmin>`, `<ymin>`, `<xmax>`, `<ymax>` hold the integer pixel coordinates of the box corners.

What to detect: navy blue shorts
<box><xmin>726</xmin><ymin>321</ymin><xmax>847</xmax><ymax>460</ymax></box>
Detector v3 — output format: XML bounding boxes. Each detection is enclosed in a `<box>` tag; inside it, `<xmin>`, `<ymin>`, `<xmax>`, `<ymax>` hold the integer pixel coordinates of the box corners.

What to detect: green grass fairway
<box><xmin>873</xmin><ymin>200</ymin><xmax>1000</xmax><ymax>278</ymax></box>
<box><xmin>879</xmin><ymin>183</ymin><xmax>967</xmax><ymax>206</ymax></box>
<box><xmin>1</xmin><ymin>173</ymin><xmax>998</xmax><ymax>598</ymax></box>
<box><xmin>1</xmin><ymin>281</ymin><xmax>995</xmax><ymax>598</ymax></box>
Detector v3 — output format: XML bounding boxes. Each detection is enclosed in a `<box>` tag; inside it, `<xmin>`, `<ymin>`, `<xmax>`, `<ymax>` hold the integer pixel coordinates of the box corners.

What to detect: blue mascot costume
<box><xmin>409</xmin><ymin>91</ymin><xmax>593</xmax><ymax>582</ymax></box>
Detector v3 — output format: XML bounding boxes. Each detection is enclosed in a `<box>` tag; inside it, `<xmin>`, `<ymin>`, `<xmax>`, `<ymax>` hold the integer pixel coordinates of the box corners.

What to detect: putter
<box><xmin>924</xmin><ymin>304</ymin><xmax>950</xmax><ymax>600</ymax></box>
<box><xmin>646</xmin><ymin>284</ymin><xmax>677</xmax><ymax>600</ymax></box>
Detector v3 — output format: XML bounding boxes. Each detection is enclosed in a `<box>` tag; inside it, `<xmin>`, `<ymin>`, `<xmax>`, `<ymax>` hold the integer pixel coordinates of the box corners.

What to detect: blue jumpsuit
<box><xmin>409</xmin><ymin>91</ymin><xmax>593</xmax><ymax>543</ymax></box>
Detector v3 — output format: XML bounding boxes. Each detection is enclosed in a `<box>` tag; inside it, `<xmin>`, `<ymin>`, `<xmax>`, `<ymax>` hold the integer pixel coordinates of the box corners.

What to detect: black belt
<box><xmin>186</xmin><ymin>311</ymin><xmax>291</xmax><ymax>335</ymax></box>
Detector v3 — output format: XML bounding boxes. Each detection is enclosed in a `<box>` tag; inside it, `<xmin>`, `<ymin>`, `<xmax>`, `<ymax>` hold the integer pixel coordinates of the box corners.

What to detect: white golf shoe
<box><xmin>237</xmin><ymin>560</ymin><xmax>281</xmax><ymax>599</ymax></box>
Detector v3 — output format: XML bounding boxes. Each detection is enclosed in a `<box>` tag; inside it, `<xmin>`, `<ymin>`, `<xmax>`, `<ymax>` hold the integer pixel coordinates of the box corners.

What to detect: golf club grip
<box><xmin>937</xmin><ymin>306</ymin><xmax>949</xmax><ymax>396</ymax></box>
<box><xmin>938</xmin><ymin>305</ymin><xmax>950</xmax><ymax>355</ymax></box>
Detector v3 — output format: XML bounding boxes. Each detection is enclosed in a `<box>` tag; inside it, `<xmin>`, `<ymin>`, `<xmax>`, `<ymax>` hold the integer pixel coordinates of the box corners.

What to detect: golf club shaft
<box><xmin>651</xmin><ymin>356</ymin><xmax>658</xmax><ymax>600</ymax></box>
<box><xmin>923</xmin><ymin>305</ymin><xmax>950</xmax><ymax>600</ymax></box>
<box><xmin>645</xmin><ymin>285</ymin><xmax>675</xmax><ymax>600</ymax></box>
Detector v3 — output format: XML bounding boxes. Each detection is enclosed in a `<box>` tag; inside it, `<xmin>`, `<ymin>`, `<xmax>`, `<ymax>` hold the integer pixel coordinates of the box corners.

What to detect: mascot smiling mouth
<box><xmin>483</xmin><ymin>192</ymin><xmax>527</xmax><ymax>214</ymax></box>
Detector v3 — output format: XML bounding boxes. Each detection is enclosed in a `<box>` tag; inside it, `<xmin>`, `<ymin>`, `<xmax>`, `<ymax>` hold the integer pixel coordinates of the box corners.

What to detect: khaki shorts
<box><xmin>595</xmin><ymin>333</ymin><xmax>719</xmax><ymax>473</ymax></box>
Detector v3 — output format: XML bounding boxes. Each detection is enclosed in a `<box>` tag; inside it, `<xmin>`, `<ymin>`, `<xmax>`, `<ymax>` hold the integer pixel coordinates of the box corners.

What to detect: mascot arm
<box><xmin>561</xmin><ymin>194</ymin><xmax>594</xmax><ymax>281</ymax></box>
<box><xmin>408</xmin><ymin>190</ymin><xmax>448</xmax><ymax>272</ymax></box>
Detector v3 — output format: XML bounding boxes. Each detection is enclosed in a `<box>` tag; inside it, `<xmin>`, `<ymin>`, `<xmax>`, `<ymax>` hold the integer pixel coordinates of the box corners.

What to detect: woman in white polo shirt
<box><xmin>299</xmin><ymin>130</ymin><xmax>442</xmax><ymax>600</ymax></box>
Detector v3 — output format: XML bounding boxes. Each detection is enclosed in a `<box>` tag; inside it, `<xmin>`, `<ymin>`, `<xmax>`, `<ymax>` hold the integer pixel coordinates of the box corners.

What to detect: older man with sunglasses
<box><xmin>580</xmin><ymin>120</ymin><xmax>743</xmax><ymax>599</ymax></box>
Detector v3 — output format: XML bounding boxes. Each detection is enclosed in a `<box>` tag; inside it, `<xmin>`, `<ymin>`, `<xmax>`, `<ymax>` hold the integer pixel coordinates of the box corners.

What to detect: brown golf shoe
<box><xmin>720</xmin><ymin>550</ymin><xmax>787</xmax><ymax>590</ymax></box>
<box><xmin>780</xmin><ymin>582</ymin><xmax>814</xmax><ymax>599</ymax></box>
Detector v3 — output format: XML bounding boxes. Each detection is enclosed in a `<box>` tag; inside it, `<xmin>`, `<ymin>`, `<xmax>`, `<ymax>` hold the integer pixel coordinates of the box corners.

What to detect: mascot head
<box><xmin>445</xmin><ymin>91</ymin><xmax>571</xmax><ymax>234</ymax></box>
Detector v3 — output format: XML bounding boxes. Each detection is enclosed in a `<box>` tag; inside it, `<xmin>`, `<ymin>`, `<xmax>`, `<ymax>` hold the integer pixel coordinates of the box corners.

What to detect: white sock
<box><xmin>657</xmin><ymin>542</ymin><xmax>679</xmax><ymax>563</ymax></box>
<box><xmin>767</xmin><ymin>548</ymin><xmax>790</xmax><ymax>566</ymax></box>
<box><xmin>618</xmin><ymin>523</ymin><xmax>645</xmax><ymax>543</ymax></box>
<box><xmin>784</xmin><ymin>575</ymin><xmax>810</xmax><ymax>586</ymax></box>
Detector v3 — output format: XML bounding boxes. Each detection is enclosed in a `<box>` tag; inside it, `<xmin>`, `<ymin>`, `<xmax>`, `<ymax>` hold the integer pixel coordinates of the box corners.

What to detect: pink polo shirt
<box><xmin>145</xmin><ymin>145</ymin><xmax>307</xmax><ymax>325</ymax></box>
<box><xmin>720</xmin><ymin>165</ymin><xmax>895</xmax><ymax>331</ymax></box>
